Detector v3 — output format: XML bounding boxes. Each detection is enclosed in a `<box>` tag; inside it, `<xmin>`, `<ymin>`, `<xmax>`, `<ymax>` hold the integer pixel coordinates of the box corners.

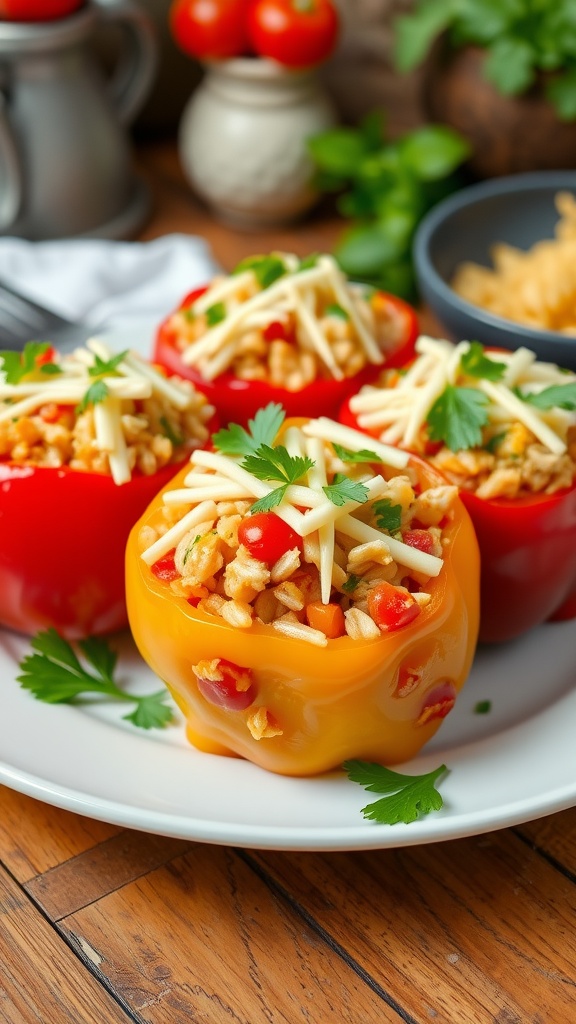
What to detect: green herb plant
<box><xmin>307</xmin><ymin>112</ymin><xmax>470</xmax><ymax>300</ymax></box>
<box><xmin>344</xmin><ymin>759</ymin><xmax>449</xmax><ymax>825</ymax></box>
<box><xmin>395</xmin><ymin>0</ymin><xmax>576</xmax><ymax>121</ymax></box>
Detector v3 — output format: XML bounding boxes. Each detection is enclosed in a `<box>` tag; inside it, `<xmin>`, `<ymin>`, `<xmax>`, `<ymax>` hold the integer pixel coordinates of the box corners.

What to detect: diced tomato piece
<box><xmin>151</xmin><ymin>550</ymin><xmax>180</xmax><ymax>581</ymax></box>
<box><xmin>402</xmin><ymin>529</ymin><xmax>434</xmax><ymax>555</ymax></box>
<box><xmin>263</xmin><ymin>319</ymin><xmax>293</xmax><ymax>343</ymax></box>
<box><xmin>238</xmin><ymin>512</ymin><xmax>301</xmax><ymax>564</ymax></box>
<box><xmin>195</xmin><ymin>658</ymin><xmax>256</xmax><ymax>711</ymax></box>
<box><xmin>367</xmin><ymin>581</ymin><xmax>420</xmax><ymax>631</ymax></box>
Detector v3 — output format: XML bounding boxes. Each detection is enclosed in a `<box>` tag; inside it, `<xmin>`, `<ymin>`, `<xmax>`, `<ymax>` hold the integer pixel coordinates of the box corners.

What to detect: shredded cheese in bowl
<box><xmin>348</xmin><ymin>337</ymin><xmax>576</xmax><ymax>499</ymax></box>
<box><xmin>0</xmin><ymin>338</ymin><xmax>215</xmax><ymax>485</ymax></box>
<box><xmin>138</xmin><ymin>408</ymin><xmax>458</xmax><ymax>645</ymax></box>
<box><xmin>162</xmin><ymin>252</ymin><xmax>407</xmax><ymax>390</ymax></box>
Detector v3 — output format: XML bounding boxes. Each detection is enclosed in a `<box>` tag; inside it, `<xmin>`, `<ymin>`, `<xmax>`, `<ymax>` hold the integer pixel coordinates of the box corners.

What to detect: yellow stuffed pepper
<box><xmin>126</xmin><ymin>408</ymin><xmax>479</xmax><ymax>776</ymax></box>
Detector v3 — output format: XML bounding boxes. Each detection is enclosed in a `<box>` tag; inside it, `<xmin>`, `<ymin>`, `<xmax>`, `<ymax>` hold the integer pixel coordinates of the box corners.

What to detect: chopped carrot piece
<box><xmin>305</xmin><ymin>601</ymin><xmax>345</xmax><ymax>639</ymax></box>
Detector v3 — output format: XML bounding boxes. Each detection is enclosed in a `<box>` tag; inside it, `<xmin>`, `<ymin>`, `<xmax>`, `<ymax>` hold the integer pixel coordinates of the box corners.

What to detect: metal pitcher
<box><xmin>0</xmin><ymin>0</ymin><xmax>157</xmax><ymax>239</ymax></box>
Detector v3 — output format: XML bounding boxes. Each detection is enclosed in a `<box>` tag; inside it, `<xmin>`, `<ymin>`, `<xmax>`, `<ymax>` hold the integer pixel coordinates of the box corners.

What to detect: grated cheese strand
<box><xmin>306</xmin><ymin>436</ymin><xmax>334</xmax><ymax>604</ymax></box>
<box><xmin>140</xmin><ymin>499</ymin><xmax>218</xmax><ymax>564</ymax></box>
<box><xmin>302</xmin><ymin>417</ymin><xmax>409</xmax><ymax>469</ymax></box>
<box><xmin>319</xmin><ymin>256</ymin><xmax>382</xmax><ymax>363</ymax></box>
<box><xmin>298</xmin><ymin>476</ymin><xmax>389</xmax><ymax>537</ymax></box>
<box><xmin>337</xmin><ymin>513</ymin><xmax>443</xmax><ymax>577</ymax></box>
<box><xmin>477</xmin><ymin>380</ymin><xmax>567</xmax><ymax>454</ymax></box>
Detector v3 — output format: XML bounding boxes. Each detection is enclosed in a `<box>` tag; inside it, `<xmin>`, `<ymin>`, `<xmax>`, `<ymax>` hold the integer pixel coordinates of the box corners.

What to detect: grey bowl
<box><xmin>413</xmin><ymin>171</ymin><xmax>576</xmax><ymax>370</ymax></box>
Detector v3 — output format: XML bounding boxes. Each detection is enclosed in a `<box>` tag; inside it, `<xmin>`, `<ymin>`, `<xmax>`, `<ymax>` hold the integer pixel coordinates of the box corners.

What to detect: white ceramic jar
<box><xmin>178</xmin><ymin>57</ymin><xmax>336</xmax><ymax>229</ymax></box>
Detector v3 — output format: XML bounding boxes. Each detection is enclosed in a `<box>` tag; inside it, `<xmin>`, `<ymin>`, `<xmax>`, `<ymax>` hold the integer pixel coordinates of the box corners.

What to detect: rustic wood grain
<box><xmin>518</xmin><ymin>808</ymin><xmax>576</xmax><ymax>877</ymax></box>
<box><xmin>0</xmin><ymin>786</ymin><xmax>119</xmax><ymax>883</ymax></box>
<box><xmin>0</xmin><ymin>863</ymin><xmax>131</xmax><ymax>1024</ymax></box>
<box><xmin>25</xmin><ymin>832</ymin><xmax>191</xmax><ymax>920</ymax></box>
<box><xmin>248</xmin><ymin>832</ymin><xmax>576</xmax><ymax>1024</ymax></box>
<box><xmin>59</xmin><ymin>844</ymin><xmax>407</xmax><ymax>1024</ymax></box>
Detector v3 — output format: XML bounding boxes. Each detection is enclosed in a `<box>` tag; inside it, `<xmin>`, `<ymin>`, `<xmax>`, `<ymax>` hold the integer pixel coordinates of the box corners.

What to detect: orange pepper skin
<box><xmin>126</xmin><ymin>457</ymin><xmax>480</xmax><ymax>777</ymax></box>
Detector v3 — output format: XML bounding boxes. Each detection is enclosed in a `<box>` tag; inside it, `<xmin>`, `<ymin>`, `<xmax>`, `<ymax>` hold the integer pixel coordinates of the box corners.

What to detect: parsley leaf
<box><xmin>323</xmin><ymin>474</ymin><xmax>369</xmax><ymax>507</ymax></box>
<box><xmin>342</xmin><ymin>573</ymin><xmax>362</xmax><ymax>594</ymax></box>
<box><xmin>298</xmin><ymin>253</ymin><xmax>320</xmax><ymax>271</ymax></box>
<box><xmin>88</xmin><ymin>349</ymin><xmax>128</xmax><ymax>378</ymax></box>
<box><xmin>159</xmin><ymin>415</ymin><xmax>184</xmax><ymax>447</ymax></box>
<box><xmin>77</xmin><ymin>379</ymin><xmax>109</xmax><ymax>412</ymax></box>
<box><xmin>343</xmin><ymin>759</ymin><xmax>448</xmax><ymax>825</ymax></box>
<box><xmin>17</xmin><ymin>628</ymin><xmax>173</xmax><ymax>729</ymax></box>
<box><xmin>460</xmin><ymin>341</ymin><xmax>506</xmax><ymax>381</ymax></box>
<box><xmin>484</xmin><ymin>431</ymin><xmax>506</xmax><ymax>454</ymax></box>
<box><xmin>521</xmin><ymin>383</ymin><xmax>576</xmax><ymax>411</ymax></box>
<box><xmin>233</xmin><ymin>254</ymin><xmax>287</xmax><ymax>289</ymax></box>
<box><xmin>206</xmin><ymin>302</ymin><xmax>226</xmax><ymax>327</ymax></box>
<box><xmin>243</xmin><ymin>444</ymin><xmax>314</xmax><ymax>515</ymax></box>
<box><xmin>427</xmin><ymin>385</ymin><xmax>489</xmax><ymax>451</ymax></box>
<box><xmin>325</xmin><ymin>303</ymin><xmax>349</xmax><ymax>320</ymax></box>
<box><xmin>373</xmin><ymin>498</ymin><xmax>402</xmax><ymax>532</ymax></box>
<box><xmin>0</xmin><ymin>341</ymin><xmax>55</xmax><ymax>384</ymax></box>
<box><xmin>474</xmin><ymin>700</ymin><xmax>492</xmax><ymax>715</ymax></box>
<box><xmin>213</xmin><ymin>402</ymin><xmax>285</xmax><ymax>458</ymax></box>
<box><xmin>332</xmin><ymin>442</ymin><xmax>380</xmax><ymax>463</ymax></box>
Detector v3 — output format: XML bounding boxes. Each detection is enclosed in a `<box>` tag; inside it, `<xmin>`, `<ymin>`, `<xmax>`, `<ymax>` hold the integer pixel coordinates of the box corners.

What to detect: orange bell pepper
<box><xmin>126</xmin><ymin>452</ymin><xmax>479</xmax><ymax>778</ymax></box>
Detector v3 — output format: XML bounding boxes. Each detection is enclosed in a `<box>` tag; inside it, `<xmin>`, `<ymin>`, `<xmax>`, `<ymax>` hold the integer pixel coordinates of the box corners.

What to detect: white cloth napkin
<box><xmin>0</xmin><ymin>234</ymin><xmax>220</xmax><ymax>330</ymax></box>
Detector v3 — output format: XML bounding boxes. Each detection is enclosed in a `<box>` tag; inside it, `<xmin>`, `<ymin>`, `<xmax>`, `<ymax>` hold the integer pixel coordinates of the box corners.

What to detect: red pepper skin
<box><xmin>340</xmin><ymin>402</ymin><xmax>576</xmax><ymax>643</ymax></box>
<box><xmin>153</xmin><ymin>288</ymin><xmax>418</xmax><ymax>427</ymax></box>
<box><xmin>0</xmin><ymin>460</ymin><xmax>185</xmax><ymax>640</ymax></box>
<box><xmin>459</xmin><ymin>487</ymin><xmax>576</xmax><ymax>643</ymax></box>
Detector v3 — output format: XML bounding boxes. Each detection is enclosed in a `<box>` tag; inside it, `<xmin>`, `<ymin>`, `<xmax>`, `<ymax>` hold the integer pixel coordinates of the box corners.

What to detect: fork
<box><xmin>0</xmin><ymin>278</ymin><xmax>96</xmax><ymax>351</ymax></box>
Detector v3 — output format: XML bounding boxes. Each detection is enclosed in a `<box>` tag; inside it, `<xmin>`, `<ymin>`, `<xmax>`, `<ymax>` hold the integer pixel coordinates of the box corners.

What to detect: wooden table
<box><xmin>2</xmin><ymin>142</ymin><xmax>576</xmax><ymax>1024</ymax></box>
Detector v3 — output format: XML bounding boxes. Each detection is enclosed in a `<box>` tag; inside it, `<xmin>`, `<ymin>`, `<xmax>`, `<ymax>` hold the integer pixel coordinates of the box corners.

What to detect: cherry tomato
<box><xmin>151</xmin><ymin>551</ymin><xmax>180</xmax><ymax>581</ymax></box>
<box><xmin>169</xmin><ymin>0</ymin><xmax>251</xmax><ymax>59</ymax></box>
<box><xmin>402</xmin><ymin>529</ymin><xmax>434</xmax><ymax>555</ymax></box>
<box><xmin>238</xmin><ymin>512</ymin><xmax>301</xmax><ymax>564</ymax></box>
<box><xmin>368</xmin><ymin>581</ymin><xmax>421</xmax><ymax>632</ymax></box>
<box><xmin>195</xmin><ymin>659</ymin><xmax>256</xmax><ymax>711</ymax></box>
<box><xmin>247</xmin><ymin>0</ymin><xmax>339</xmax><ymax>68</ymax></box>
<box><xmin>0</xmin><ymin>0</ymin><xmax>83</xmax><ymax>18</ymax></box>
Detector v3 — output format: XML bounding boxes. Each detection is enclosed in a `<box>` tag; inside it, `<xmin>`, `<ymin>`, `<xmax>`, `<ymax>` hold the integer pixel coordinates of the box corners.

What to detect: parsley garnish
<box><xmin>88</xmin><ymin>350</ymin><xmax>128</xmax><ymax>378</ymax></box>
<box><xmin>323</xmin><ymin>473</ymin><xmax>369</xmax><ymax>507</ymax></box>
<box><xmin>484</xmin><ymin>431</ymin><xmax>506</xmax><ymax>454</ymax></box>
<box><xmin>159</xmin><ymin>415</ymin><xmax>184</xmax><ymax>447</ymax></box>
<box><xmin>233</xmin><ymin>254</ymin><xmax>287</xmax><ymax>289</ymax></box>
<box><xmin>343</xmin><ymin>759</ymin><xmax>449</xmax><ymax>825</ymax></box>
<box><xmin>342</xmin><ymin>573</ymin><xmax>362</xmax><ymax>594</ymax></box>
<box><xmin>427</xmin><ymin>385</ymin><xmax>489</xmax><ymax>452</ymax></box>
<box><xmin>520</xmin><ymin>382</ymin><xmax>576</xmax><ymax>411</ymax></box>
<box><xmin>77</xmin><ymin>379</ymin><xmax>110</xmax><ymax>412</ymax></box>
<box><xmin>325</xmin><ymin>303</ymin><xmax>349</xmax><ymax>320</ymax></box>
<box><xmin>206</xmin><ymin>302</ymin><xmax>226</xmax><ymax>327</ymax></box>
<box><xmin>213</xmin><ymin>402</ymin><xmax>285</xmax><ymax>458</ymax></box>
<box><xmin>0</xmin><ymin>341</ymin><xmax>61</xmax><ymax>384</ymax></box>
<box><xmin>297</xmin><ymin>253</ymin><xmax>320</xmax><ymax>271</ymax></box>
<box><xmin>17</xmin><ymin>629</ymin><xmax>173</xmax><ymax>730</ymax></box>
<box><xmin>460</xmin><ymin>341</ymin><xmax>506</xmax><ymax>381</ymax></box>
<box><xmin>243</xmin><ymin>445</ymin><xmax>314</xmax><ymax>513</ymax></box>
<box><xmin>373</xmin><ymin>498</ymin><xmax>402</xmax><ymax>533</ymax></box>
<box><xmin>332</xmin><ymin>442</ymin><xmax>380</xmax><ymax>463</ymax></box>
<box><xmin>474</xmin><ymin>700</ymin><xmax>492</xmax><ymax>715</ymax></box>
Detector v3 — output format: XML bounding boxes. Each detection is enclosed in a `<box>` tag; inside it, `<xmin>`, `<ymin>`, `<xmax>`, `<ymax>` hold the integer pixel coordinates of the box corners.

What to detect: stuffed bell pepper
<box><xmin>153</xmin><ymin>252</ymin><xmax>418</xmax><ymax>426</ymax></box>
<box><xmin>343</xmin><ymin>337</ymin><xmax>576</xmax><ymax>643</ymax></box>
<box><xmin>0</xmin><ymin>339</ymin><xmax>214</xmax><ymax>639</ymax></box>
<box><xmin>126</xmin><ymin>406</ymin><xmax>479</xmax><ymax>776</ymax></box>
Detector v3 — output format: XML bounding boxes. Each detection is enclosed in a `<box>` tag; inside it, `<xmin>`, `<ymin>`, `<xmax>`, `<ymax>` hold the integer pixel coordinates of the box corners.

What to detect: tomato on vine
<box><xmin>247</xmin><ymin>0</ymin><xmax>339</xmax><ymax>68</ymax></box>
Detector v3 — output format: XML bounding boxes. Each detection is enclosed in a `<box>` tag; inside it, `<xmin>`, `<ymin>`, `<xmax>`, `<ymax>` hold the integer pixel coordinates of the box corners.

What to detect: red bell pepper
<box><xmin>340</xmin><ymin>398</ymin><xmax>576</xmax><ymax>644</ymax></box>
<box><xmin>0</xmin><ymin>460</ymin><xmax>185</xmax><ymax>640</ymax></box>
<box><xmin>153</xmin><ymin>286</ymin><xmax>418</xmax><ymax>426</ymax></box>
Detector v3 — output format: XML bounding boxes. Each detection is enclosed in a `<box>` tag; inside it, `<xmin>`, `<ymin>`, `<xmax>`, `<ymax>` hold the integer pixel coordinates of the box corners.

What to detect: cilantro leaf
<box><xmin>242</xmin><ymin>445</ymin><xmax>313</xmax><ymax>486</ymax></box>
<box><xmin>323</xmin><ymin>474</ymin><xmax>369</xmax><ymax>507</ymax></box>
<box><xmin>40</xmin><ymin>362</ymin><xmax>62</xmax><ymax>376</ymax></box>
<box><xmin>373</xmin><ymin>498</ymin><xmax>402</xmax><ymax>533</ymax></box>
<box><xmin>521</xmin><ymin>383</ymin><xmax>576</xmax><ymax>411</ymax></box>
<box><xmin>0</xmin><ymin>341</ymin><xmax>53</xmax><ymax>384</ymax></box>
<box><xmin>474</xmin><ymin>700</ymin><xmax>492</xmax><ymax>715</ymax></box>
<box><xmin>250</xmin><ymin>486</ymin><xmax>287</xmax><ymax>514</ymax></box>
<box><xmin>213</xmin><ymin>402</ymin><xmax>285</xmax><ymax>457</ymax></box>
<box><xmin>88</xmin><ymin>349</ymin><xmax>128</xmax><ymax>378</ymax></box>
<box><xmin>325</xmin><ymin>303</ymin><xmax>349</xmax><ymax>320</ymax></box>
<box><xmin>77</xmin><ymin>379</ymin><xmax>109</xmax><ymax>412</ymax></box>
<box><xmin>160</xmin><ymin>415</ymin><xmax>184</xmax><ymax>447</ymax></box>
<box><xmin>460</xmin><ymin>341</ymin><xmax>506</xmax><ymax>381</ymax></box>
<box><xmin>206</xmin><ymin>302</ymin><xmax>226</xmax><ymax>327</ymax></box>
<box><xmin>343</xmin><ymin>759</ymin><xmax>448</xmax><ymax>825</ymax></box>
<box><xmin>427</xmin><ymin>385</ymin><xmax>489</xmax><ymax>451</ymax></box>
<box><xmin>484</xmin><ymin>431</ymin><xmax>506</xmax><ymax>454</ymax></box>
<box><xmin>298</xmin><ymin>253</ymin><xmax>320</xmax><ymax>271</ymax></box>
<box><xmin>17</xmin><ymin>628</ymin><xmax>173</xmax><ymax>729</ymax></box>
<box><xmin>342</xmin><ymin>573</ymin><xmax>362</xmax><ymax>594</ymax></box>
<box><xmin>233</xmin><ymin>254</ymin><xmax>287</xmax><ymax>289</ymax></box>
<box><xmin>332</xmin><ymin>442</ymin><xmax>380</xmax><ymax>463</ymax></box>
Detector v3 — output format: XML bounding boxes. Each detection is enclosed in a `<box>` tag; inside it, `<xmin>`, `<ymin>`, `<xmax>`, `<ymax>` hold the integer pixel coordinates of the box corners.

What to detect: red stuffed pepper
<box><xmin>0</xmin><ymin>339</ymin><xmax>214</xmax><ymax>639</ymax></box>
<box><xmin>342</xmin><ymin>337</ymin><xmax>576</xmax><ymax>643</ymax></box>
<box><xmin>126</xmin><ymin>410</ymin><xmax>479</xmax><ymax>775</ymax></box>
<box><xmin>153</xmin><ymin>252</ymin><xmax>418</xmax><ymax>426</ymax></box>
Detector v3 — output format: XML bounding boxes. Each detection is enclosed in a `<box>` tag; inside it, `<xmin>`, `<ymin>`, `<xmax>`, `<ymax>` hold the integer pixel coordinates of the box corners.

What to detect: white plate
<box><xmin>1</xmin><ymin>619</ymin><xmax>575</xmax><ymax>851</ymax></box>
